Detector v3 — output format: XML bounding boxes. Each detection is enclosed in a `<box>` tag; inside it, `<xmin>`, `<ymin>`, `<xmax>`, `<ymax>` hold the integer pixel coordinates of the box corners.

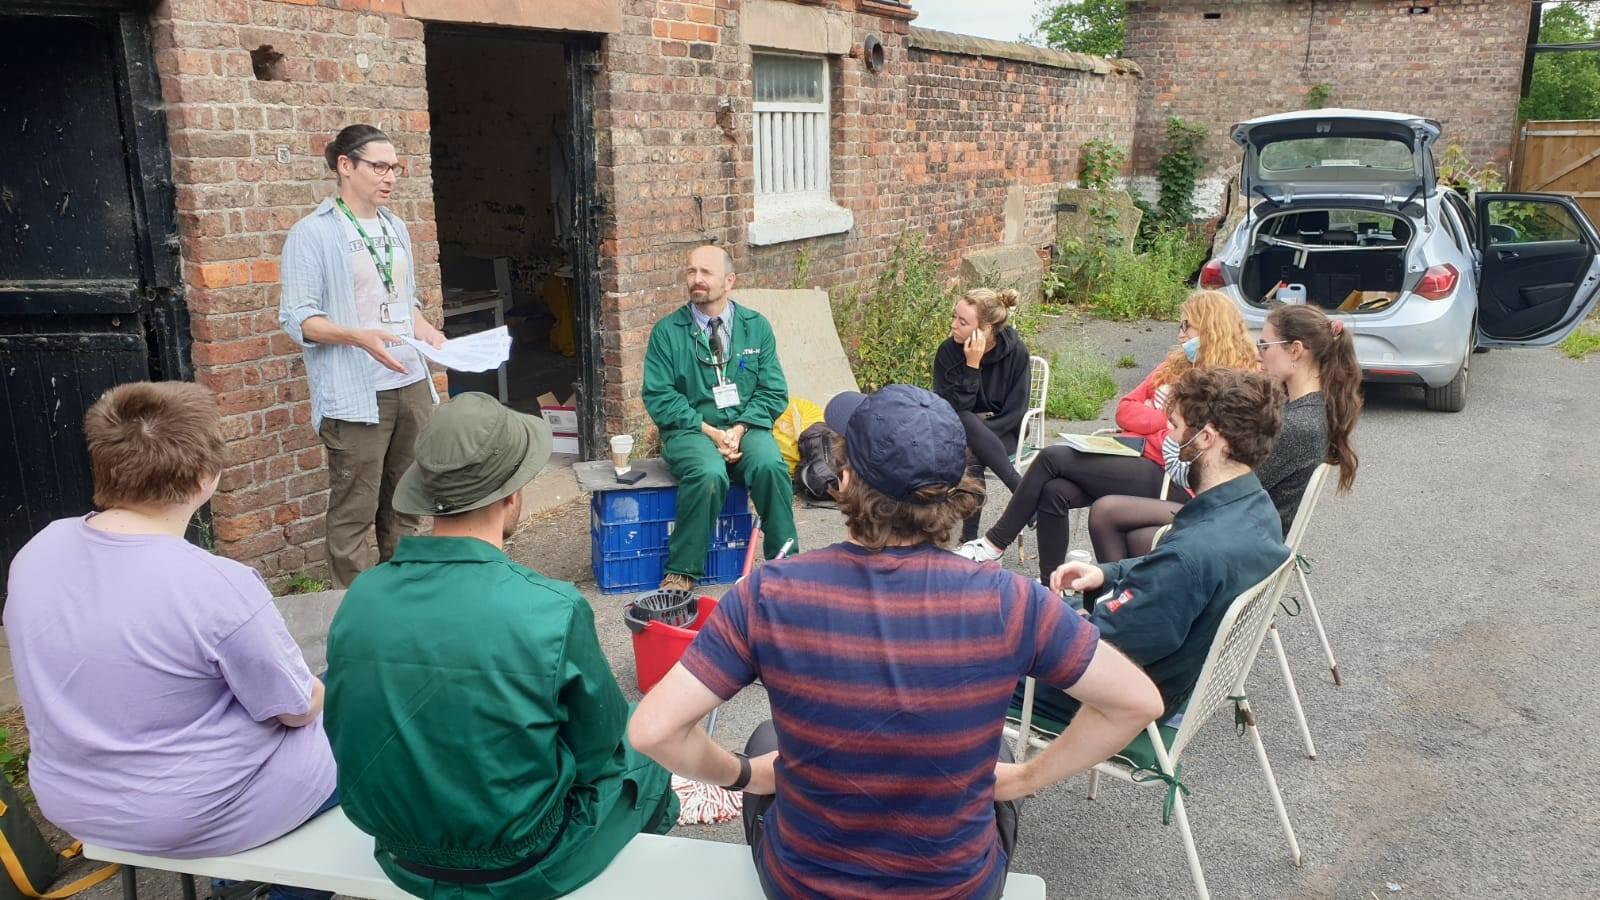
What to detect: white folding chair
<box><xmin>1005</xmin><ymin>557</ymin><xmax>1301</xmax><ymax>900</ymax></box>
<box><xmin>1263</xmin><ymin>461</ymin><xmax>1340</xmax><ymax>759</ymax></box>
<box><xmin>1009</xmin><ymin>356</ymin><xmax>1049</xmax><ymax>565</ymax></box>
<box><xmin>1012</xmin><ymin>355</ymin><xmax>1050</xmax><ymax>474</ymax></box>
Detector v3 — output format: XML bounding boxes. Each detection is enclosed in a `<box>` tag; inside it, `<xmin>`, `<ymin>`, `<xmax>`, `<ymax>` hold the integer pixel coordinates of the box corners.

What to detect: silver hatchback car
<box><xmin>1200</xmin><ymin>109</ymin><xmax>1600</xmax><ymax>411</ymax></box>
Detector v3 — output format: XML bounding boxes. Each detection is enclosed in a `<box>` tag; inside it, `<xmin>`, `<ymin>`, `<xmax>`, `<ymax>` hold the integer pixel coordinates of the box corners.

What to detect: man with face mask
<box><xmin>642</xmin><ymin>245</ymin><xmax>795</xmax><ymax>593</ymax></box>
<box><xmin>1021</xmin><ymin>367</ymin><xmax>1291</xmax><ymax>725</ymax></box>
<box><xmin>325</xmin><ymin>393</ymin><xmax>676</xmax><ymax>898</ymax></box>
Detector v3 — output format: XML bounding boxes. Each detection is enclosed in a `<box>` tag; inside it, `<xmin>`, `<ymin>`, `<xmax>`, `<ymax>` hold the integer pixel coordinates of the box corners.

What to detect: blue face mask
<box><xmin>1182</xmin><ymin>336</ymin><xmax>1201</xmax><ymax>363</ymax></box>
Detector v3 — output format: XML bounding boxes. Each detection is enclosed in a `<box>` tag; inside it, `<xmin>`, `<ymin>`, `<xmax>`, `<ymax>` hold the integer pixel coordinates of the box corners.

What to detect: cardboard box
<box><xmin>551</xmin><ymin>435</ymin><xmax>580</xmax><ymax>456</ymax></box>
<box><xmin>1338</xmin><ymin>291</ymin><xmax>1395</xmax><ymax>312</ymax></box>
<box><xmin>537</xmin><ymin>392</ymin><xmax>580</xmax><ymax>434</ymax></box>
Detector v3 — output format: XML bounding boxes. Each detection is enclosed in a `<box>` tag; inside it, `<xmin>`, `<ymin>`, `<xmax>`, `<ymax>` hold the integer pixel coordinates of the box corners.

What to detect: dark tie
<box><xmin>707</xmin><ymin>316</ymin><xmax>724</xmax><ymax>363</ymax></box>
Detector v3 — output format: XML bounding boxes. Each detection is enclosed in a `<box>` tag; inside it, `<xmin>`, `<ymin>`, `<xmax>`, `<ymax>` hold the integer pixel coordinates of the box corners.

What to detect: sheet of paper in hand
<box><xmin>403</xmin><ymin>326</ymin><xmax>512</xmax><ymax>373</ymax></box>
<box><xmin>1056</xmin><ymin>433</ymin><xmax>1144</xmax><ymax>457</ymax></box>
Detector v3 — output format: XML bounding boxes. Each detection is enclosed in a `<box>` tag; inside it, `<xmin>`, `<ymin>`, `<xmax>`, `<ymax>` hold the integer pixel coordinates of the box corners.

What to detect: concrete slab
<box><xmin>730</xmin><ymin>289</ymin><xmax>859</xmax><ymax>406</ymax></box>
<box><xmin>1055</xmin><ymin>187</ymin><xmax>1141</xmax><ymax>253</ymax></box>
<box><xmin>960</xmin><ymin>244</ymin><xmax>1045</xmax><ymax>301</ymax></box>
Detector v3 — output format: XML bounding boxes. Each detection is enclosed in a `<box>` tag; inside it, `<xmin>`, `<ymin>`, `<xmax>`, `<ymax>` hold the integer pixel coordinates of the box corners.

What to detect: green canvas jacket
<box><xmin>325</xmin><ymin>536</ymin><xmax>673</xmax><ymax>899</ymax></box>
<box><xmin>642</xmin><ymin>301</ymin><xmax>788</xmax><ymax>436</ymax></box>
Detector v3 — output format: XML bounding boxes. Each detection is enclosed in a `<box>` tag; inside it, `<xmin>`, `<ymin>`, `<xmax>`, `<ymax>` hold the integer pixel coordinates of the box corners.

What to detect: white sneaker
<box><xmin>955</xmin><ymin>538</ymin><xmax>1004</xmax><ymax>563</ymax></box>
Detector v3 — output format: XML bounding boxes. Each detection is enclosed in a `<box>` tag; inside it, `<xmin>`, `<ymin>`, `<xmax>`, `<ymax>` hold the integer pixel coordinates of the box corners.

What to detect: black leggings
<box><xmin>985</xmin><ymin>445</ymin><xmax>1171</xmax><ymax>582</ymax></box>
<box><xmin>1087</xmin><ymin>495</ymin><xmax>1183</xmax><ymax>564</ymax></box>
<box><xmin>958</xmin><ymin>412</ymin><xmax>1021</xmax><ymax>542</ymax></box>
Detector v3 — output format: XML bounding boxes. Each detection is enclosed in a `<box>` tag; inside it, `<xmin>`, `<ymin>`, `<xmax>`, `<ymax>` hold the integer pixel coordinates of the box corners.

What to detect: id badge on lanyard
<box><xmin>379</xmin><ymin>298</ymin><xmax>410</xmax><ymax>335</ymax></box>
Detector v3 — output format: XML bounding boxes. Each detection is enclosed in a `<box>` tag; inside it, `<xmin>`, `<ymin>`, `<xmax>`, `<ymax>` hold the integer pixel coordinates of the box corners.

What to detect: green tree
<box><xmin>1521</xmin><ymin>3</ymin><xmax>1600</xmax><ymax>121</ymax></box>
<box><xmin>1029</xmin><ymin>0</ymin><xmax>1126</xmax><ymax>57</ymax></box>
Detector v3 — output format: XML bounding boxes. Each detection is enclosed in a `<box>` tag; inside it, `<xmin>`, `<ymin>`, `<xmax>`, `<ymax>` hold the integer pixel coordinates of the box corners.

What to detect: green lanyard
<box><xmin>336</xmin><ymin>199</ymin><xmax>396</xmax><ymax>298</ymax></box>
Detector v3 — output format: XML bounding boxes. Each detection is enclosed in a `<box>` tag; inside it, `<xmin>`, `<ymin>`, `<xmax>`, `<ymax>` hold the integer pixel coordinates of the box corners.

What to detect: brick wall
<box><xmin>593</xmin><ymin>1</ymin><xmax>1139</xmax><ymax>439</ymax></box>
<box><xmin>150</xmin><ymin>0</ymin><xmax>441</xmax><ymax>584</ymax></box>
<box><xmin>1125</xmin><ymin>0</ymin><xmax>1531</xmax><ymax>207</ymax></box>
<box><xmin>150</xmin><ymin>0</ymin><xmax>1140</xmax><ymax>578</ymax></box>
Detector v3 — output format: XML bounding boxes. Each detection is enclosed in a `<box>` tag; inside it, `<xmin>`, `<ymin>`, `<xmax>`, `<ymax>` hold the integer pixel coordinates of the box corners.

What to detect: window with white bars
<box><xmin>754</xmin><ymin>53</ymin><xmax>830</xmax><ymax>199</ymax></box>
<box><xmin>748</xmin><ymin>52</ymin><xmax>852</xmax><ymax>246</ymax></box>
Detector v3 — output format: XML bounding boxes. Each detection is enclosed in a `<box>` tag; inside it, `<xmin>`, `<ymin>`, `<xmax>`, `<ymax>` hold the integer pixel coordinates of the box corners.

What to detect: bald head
<box><xmin>686</xmin><ymin>245</ymin><xmax>736</xmax><ymax>313</ymax></box>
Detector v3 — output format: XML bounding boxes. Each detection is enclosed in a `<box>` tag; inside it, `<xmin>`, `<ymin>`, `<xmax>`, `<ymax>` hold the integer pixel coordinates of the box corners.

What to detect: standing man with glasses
<box><xmin>279</xmin><ymin>124</ymin><xmax>446</xmax><ymax>588</ymax></box>
<box><xmin>641</xmin><ymin>245</ymin><xmax>795</xmax><ymax>593</ymax></box>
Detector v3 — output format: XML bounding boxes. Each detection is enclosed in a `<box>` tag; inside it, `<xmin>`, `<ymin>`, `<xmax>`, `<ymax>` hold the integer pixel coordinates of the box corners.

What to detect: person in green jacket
<box><xmin>643</xmin><ymin>245</ymin><xmax>797</xmax><ymax>592</ymax></box>
<box><xmin>325</xmin><ymin>393</ymin><xmax>676</xmax><ymax>899</ymax></box>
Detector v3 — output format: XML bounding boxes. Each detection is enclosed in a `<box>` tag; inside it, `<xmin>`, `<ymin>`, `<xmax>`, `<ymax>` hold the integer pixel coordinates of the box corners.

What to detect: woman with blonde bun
<box><xmin>933</xmin><ymin>287</ymin><xmax>1033</xmax><ymax>543</ymax></box>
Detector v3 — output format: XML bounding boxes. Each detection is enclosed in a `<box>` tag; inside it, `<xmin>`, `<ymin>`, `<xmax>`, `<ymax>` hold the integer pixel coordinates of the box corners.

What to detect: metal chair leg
<box><xmin>120</xmin><ymin>865</ymin><xmax>138</xmax><ymax>900</ymax></box>
<box><xmin>1297</xmin><ymin>567</ymin><xmax>1341</xmax><ymax>685</ymax></box>
<box><xmin>181</xmin><ymin>874</ymin><xmax>198</xmax><ymax>900</ymax></box>
<box><xmin>1269</xmin><ymin>623</ymin><xmax>1317</xmax><ymax>759</ymax></box>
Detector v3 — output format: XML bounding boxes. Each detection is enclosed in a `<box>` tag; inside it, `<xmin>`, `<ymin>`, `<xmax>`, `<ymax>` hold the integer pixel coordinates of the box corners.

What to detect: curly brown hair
<box><xmin>1169</xmin><ymin>367</ymin><xmax>1285</xmax><ymax>469</ymax></box>
<box><xmin>831</xmin><ymin>438</ymin><xmax>983</xmax><ymax>550</ymax></box>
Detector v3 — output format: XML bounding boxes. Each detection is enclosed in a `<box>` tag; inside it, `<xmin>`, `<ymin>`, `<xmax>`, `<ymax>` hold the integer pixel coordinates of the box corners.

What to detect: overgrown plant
<box><xmin>1155</xmin><ymin>116</ymin><xmax>1208</xmax><ymax>226</ymax></box>
<box><xmin>1046</xmin><ymin>343</ymin><xmax>1119</xmax><ymax>420</ymax></box>
<box><xmin>1079</xmin><ymin>138</ymin><xmax>1124</xmax><ymax>191</ymax></box>
<box><xmin>0</xmin><ymin>728</ymin><xmax>29</xmax><ymax>787</ymax></box>
<box><xmin>832</xmin><ymin>233</ymin><xmax>954</xmax><ymax>392</ymax></box>
<box><xmin>790</xmin><ymin>248</ymin><xmax>812</xmax><ymax>290</ymax></box>
<box><xmin>277</xmin><ymin>573</ymin><xmax>329</xmax><ymax>596</ymax></box>
<box><xmin>1081</xmin><ymin>226</ymin><xmax>1208</xmax><ymax>320</ymax></box>
<box><xmin>1305</xmin><ymin>83</ymin><xmax>1333</xmax><ymax>109</ymax></box>
<box><xmin>1560</xmin><ymin>320</ymin><xmax>1600</xmax><ymax>360</ymax></box>
<box><xmin>1437</xmin><ymin>145</ymin><xmax>1505</xmax><ymax>196</ymax></box>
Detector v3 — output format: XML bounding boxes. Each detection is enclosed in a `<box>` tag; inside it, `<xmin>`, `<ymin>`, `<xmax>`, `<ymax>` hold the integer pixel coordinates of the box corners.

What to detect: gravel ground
<box><xmin>79</xmin><ymin>317</ymin><xmax>1600</xmax><ymax>899</ymax></box>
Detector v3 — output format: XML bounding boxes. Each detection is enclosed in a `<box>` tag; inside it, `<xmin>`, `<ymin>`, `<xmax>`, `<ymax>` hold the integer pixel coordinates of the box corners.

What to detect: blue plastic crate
<box><xmin>592</xmin><ymin>539</ymin><xmax>750</xmax><ymax>594</ymax></box>
<box><xmin>591</xmin><ymin>486</ymin><xmax>748</xmax><ymax>526</ymax></box>
<box><xmin>590</xmin><ymin>487</ymin><xmax>750</xmax><ymax>553</ymax></box>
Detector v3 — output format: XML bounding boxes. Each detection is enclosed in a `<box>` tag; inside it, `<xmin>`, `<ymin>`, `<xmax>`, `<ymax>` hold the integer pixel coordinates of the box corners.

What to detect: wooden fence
<box><xmin>1512</xmin><ymin>119</ymin><xmax>1600</xmax><ymax>226</ymax></box>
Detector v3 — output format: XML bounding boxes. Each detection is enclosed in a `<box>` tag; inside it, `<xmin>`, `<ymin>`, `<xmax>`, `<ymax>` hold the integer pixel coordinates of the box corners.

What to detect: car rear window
<box><xmin>1260</xmin><ymin>138</ymin><xmax>1414</xmax><ymax>173</ymax></box>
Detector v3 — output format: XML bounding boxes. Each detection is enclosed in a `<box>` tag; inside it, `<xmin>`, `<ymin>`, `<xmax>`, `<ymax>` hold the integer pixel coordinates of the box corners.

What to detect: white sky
<box><xmin>910</xmin><ymin>0</ymin><xmax>1042</xmax><ymax>43</ymax></box>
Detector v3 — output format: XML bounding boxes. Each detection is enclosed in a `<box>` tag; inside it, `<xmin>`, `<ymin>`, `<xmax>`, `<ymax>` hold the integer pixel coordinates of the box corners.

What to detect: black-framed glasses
<box><xmin>1256</xmin><ymin>339</ymin><xmax>1291</xmax><ymax>352</ymax></box>
<box><xmin>350</xmin><ymin>155</ymin><xmax>406</xmax><ymax>177</ymax></box>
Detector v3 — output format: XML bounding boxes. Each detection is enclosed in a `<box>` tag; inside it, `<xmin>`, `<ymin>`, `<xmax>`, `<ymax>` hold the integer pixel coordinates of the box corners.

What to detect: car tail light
<box><xmin>1416</xmin><ymin>264</ymin><xmax>1459</xmax><ymax>301</ymax></box>
<box><xmin>1199</xmin><ymin>259</ymin><xmax>1227</xmax><ymax>290</ymax></box>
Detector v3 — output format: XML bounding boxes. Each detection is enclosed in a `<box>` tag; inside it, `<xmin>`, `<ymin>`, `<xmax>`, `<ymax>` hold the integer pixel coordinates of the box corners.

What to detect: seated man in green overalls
<box><xmin>326</xmin><ymin>394</ymin><xmax>676</xmax><ymax>898</ymax></box>
<box><xmin>643</xmin><ymin>245</ymin><xmax>797</xmax><ymax>592</ymax></box>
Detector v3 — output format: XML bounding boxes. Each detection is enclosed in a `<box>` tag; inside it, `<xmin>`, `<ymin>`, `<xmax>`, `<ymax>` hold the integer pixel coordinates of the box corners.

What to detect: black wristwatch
<box><xmin>725</xmin><ymin>752</ymin><xmax>752</xmax><ymax>792</ymax></box>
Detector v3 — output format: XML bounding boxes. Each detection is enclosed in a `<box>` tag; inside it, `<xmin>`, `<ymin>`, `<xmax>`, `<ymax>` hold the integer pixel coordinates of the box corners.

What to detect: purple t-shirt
<box><xmin>3</xmin><ymin>517</ymin><xmax>336</xmax><ymax>856</ymax></box>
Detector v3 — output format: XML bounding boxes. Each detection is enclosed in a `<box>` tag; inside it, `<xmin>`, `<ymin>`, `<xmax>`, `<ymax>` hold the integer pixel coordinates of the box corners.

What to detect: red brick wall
<box><xmin>1125</xmin><ymin>0</ymin><xmax>1531</xmax><ymax>186</ymax></box>
<box><xmin>594</xmin><ymin>1</ymin><xmax>1139</xmax><ymax>439</ymax></box>
<box><xmin>151</xmin><ymin>0</ymin><xmax>1138</xmax><ymax>578</ymax></box>
<box><xmin>150</xmin><ymin>0</ymin><xmax>441</xmax><ymax>583</ymax></box>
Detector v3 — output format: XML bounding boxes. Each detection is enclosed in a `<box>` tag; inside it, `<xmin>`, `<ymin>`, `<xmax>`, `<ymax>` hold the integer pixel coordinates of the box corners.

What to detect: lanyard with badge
<box><xmin>337</xmin><ymin>198</ymin><xmax>409</xmax><ymax>334</ymax></box>
<box><xmin>693</xmin><ymin>309</ymin><xmax>741</xmax><ymax>409</ymax></box>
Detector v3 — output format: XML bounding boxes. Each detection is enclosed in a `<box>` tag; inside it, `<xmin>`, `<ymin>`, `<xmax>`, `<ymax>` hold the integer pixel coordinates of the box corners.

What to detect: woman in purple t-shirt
<box><xmin>3</xmin><ymin>382</ymin><xmax>337</xmax><ymax>899</ymax></box>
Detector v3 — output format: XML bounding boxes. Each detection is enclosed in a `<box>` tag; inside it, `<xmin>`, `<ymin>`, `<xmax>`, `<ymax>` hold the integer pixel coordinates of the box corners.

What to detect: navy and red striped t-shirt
<box><xmin>679</xmin><ymin>541</ymin><xmax>1099</xmax><ymax>899</ymax></box>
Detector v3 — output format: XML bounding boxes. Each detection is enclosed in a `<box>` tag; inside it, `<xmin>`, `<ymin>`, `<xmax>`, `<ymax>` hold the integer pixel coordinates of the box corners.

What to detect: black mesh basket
<box><xmin>624</xmin><ymin>588</ymin><xmax>698</xmax><ymax>632</ymax></box>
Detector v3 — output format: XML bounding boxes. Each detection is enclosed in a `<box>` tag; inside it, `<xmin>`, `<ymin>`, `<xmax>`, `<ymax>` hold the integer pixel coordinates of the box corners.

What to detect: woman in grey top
<box><xmin>1088</xmin><ymin>303</ymin><xmax>1362</xmax><ymax>562</ymax></box>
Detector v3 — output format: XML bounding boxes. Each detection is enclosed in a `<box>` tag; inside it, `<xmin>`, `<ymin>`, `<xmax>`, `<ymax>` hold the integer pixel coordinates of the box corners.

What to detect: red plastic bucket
<box><xmin>626</xmin><ymin>595</ymin><xmax>719</xmax><ymax>693</ymax></box>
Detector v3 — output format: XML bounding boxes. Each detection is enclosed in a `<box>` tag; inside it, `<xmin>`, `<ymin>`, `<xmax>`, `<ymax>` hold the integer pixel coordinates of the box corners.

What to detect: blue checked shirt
<box><xmin>278</xmin><ymin>198</ymin><xmax>438</xmax><ymax>431</ymax></box>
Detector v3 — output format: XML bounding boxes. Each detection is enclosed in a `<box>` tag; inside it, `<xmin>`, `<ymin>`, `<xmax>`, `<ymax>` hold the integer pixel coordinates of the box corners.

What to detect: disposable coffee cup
<box><xmin>610</xmin><ymin>434</ymin><xmax>634</xmax><ymax>474</ymax></box>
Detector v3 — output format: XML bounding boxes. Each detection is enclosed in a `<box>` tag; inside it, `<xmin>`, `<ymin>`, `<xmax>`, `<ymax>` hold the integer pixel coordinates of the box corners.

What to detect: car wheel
<box><xmin>1425</xmin><ymin>351</ymin><xmax>1469</xmax><ymax>413</ymax></box>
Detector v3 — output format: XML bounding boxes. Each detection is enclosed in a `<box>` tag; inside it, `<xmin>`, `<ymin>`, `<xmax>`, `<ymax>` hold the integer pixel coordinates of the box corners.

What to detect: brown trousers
<box><xmin>318</xmin><ymin>379</ymin><xmax>434</xmax><ymax>588</ymax></box>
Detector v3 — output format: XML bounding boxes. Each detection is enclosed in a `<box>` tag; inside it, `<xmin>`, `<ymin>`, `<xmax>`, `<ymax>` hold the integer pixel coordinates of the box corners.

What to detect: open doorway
<box><xmin>424</xmin><ymin>25</ymin><xmax>601</xmax><ymax>457</ymax></box>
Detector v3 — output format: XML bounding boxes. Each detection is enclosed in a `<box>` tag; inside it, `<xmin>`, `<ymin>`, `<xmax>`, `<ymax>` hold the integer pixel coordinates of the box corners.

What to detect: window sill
<box><xmin>748</xmin><ymin>196</ymin><xmax>854</xmax><ymax>246</ymax></box>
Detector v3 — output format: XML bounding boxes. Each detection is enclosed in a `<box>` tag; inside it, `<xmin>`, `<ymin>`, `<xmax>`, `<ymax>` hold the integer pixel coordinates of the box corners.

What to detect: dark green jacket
<box><xmin>642</xmin><ymin>301</ymin><xmax>788</xmax><ymax>436</ymax></box>
<box><xmin>1091</xmin><ymin>473</ymin><xmax>1290</xmax><ymax>719</ymax></box>
<box><xmin>325</xmin><ymin>537</ymin><xmax>673</xmax><ymax>899</ymax></box>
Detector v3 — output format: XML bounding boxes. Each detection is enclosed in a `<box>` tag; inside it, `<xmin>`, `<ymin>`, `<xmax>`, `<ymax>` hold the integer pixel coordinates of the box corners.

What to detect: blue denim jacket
<box><xmin>277</xmin><ymin>198</ymin><xmax>437</xmax><ymax>431</ymax></box>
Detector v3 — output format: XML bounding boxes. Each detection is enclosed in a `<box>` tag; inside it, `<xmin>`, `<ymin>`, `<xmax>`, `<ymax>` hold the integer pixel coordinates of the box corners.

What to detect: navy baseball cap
<box><xmin>824</xmin><ymin>385</ymin><xmax>968</xmax><ymax>503</ymax></box>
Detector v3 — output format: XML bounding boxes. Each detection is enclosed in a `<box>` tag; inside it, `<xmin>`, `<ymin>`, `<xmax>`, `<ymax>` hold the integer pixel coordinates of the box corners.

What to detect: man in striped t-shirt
<box><xmin>630</xmin><ymin>385</ymin><xmax>1161</xmax><ymax>899</ymax></box>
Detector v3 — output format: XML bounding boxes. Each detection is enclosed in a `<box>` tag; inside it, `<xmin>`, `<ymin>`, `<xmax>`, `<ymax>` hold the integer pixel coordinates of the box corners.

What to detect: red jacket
<box><xmin>1115</xmin><ymin>369</ymin><xmax>1172</xmax><ymax>466</ymax></box>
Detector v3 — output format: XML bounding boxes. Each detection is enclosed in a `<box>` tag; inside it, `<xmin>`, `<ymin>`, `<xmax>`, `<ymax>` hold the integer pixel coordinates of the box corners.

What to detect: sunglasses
<box><xmin>1256</xmin><ymin>339</ymin><xmax>1292</xmax><ymax>352</ymax></box>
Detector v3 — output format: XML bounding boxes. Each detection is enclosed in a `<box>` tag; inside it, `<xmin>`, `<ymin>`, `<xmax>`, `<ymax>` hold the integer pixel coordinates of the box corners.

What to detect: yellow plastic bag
<box><xmin>773</xmin><ymin>398</ymin><xmax>824</xmax><ymax>474</ymax></box>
